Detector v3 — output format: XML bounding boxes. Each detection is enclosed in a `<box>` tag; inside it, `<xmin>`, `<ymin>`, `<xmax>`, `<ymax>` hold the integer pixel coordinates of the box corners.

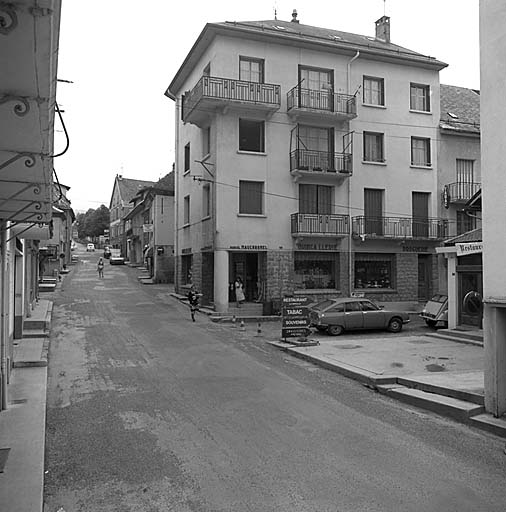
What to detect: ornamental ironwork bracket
<box><xmin>0</xmin><ymin>200</ymin><xmax>44</xmax><ymax>224</ymax></box>
<box><xmin>0</xmin><ymin>2</ymin><xmax>17</xmax><ymax>35</ymax></box>
<box><xmin>0</xmin><ymin>183</ymin><xmax>42</xmax><ymax>210</ymax></box>
<box><xmin>5</xmin><ymin>221</ymin><xmax>41</xmax><ymax>242</ymax></box>
<box><xmin>0</xmin><ymin>152</ymin><xmax>38</xmax><ymax>172</ymax></box>
<box><xmin>0</xmin><ymin>94</ymin><xmax>30</xmax><ymax>116</ymax></box>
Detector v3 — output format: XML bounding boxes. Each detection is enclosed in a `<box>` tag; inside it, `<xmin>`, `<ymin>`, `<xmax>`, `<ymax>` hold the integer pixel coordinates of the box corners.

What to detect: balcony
<box><xmin>352</xmin><ymin>216</ymin><xmax>454</xmax><ymax>240</ymax></box>
<box><xmin>444</xmin><ymin>182</ymin><xmax>481</xmax><ymax>205</ymax></box>
<box><xmin>182</xmin><ymin>76</ymin><xmax>281</xmax><ymax>127</ymax></box>
<box><xmin>290</xmin><ymin>149</ymin><xmax>352</xmax><ymax>182</ymax></box>
<box><xmin>291</xmin><ymin>213</ymin><xmax>350</xmax><ymax>237</ymax></box>
<box><xmin>287</xmin><ymin>86</ymin><xmax>357</xmax><ymax>123</ymax></box>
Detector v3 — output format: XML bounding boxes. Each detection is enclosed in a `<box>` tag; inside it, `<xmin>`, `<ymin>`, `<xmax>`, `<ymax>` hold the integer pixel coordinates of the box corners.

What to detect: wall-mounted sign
<box><xmin>442</xmin><ymin>185</ymin><xmax>451</xmax><ymax>209</ymax></box>
<box><xmin>143</xmin><ymin>223</ymin><xmax>154</xmax><ymax>233</ymax></box>
<box><xmin>181</xmin><ymin>247</ymin><xmax>192</xmax><ymax>254</ymax></box>
<box><xmin>351</xmin><ymin>292</ymin><xmax>365</xmax><ymax>298</ymax></box>
<box><xmin>456</xmin><ymin>242</ymin><xmax>483</xmax><ymax>256</ymax></box>
<box><xmin>281</xmin><ymin>296</ymin><xmax>311</xmax><ymax>339</ymax></box>
<box><xmin>229</xmin><ymin>244</ymin><xmax>267</xmax><ymax>251</ymax></box>
<box><xmin>402</xmin><ymin>245</ymin><xmax>429</xmax><ymax>253</ymax></box>
<box><xmin>295</xmin><ymin>242</ymin><xmax>339</xmax><ymax>251</ymax></box>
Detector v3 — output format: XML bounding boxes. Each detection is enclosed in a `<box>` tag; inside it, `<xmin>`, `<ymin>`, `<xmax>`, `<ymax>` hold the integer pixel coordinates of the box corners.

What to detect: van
<box><xmin>420</xmin><ymin>294</ymin><xmax>448</xmax><ymax>328</ymax></box>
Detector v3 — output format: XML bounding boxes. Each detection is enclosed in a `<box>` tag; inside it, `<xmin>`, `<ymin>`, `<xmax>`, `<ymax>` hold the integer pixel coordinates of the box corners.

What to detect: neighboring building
<box><xmin>124</xmin><ymin>172</ymin><xmax>175</xmax><ymax>282</ymax></box>
<box><xmin>436</xmin><ymin>84</ymin><xmax>482</xmax><ymax>329</ymax></box>
<box><xmin>0</xmin><ymin>0</ymin><xmax>62</xmax><ymax>411</ymax></box>
<box><xmin>109</xmin><ymin>175</ymin><xmax>155</xmax><ymax>256</ymax></box>
<box><xmin>480</xmin><ymin>0</ymin><xmax>506</xmax><ymax>417</ymax></box>
<box><xmin>166</xmin><ymin>13</ymin><xmax>451</xmax><ymax>313</ymax></box>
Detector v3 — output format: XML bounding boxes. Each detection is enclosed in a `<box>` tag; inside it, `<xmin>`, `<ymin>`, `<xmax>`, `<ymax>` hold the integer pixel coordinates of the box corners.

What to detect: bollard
<box><xmin>239</xmin><ymin>319</ymin><xmax>246</xmax><ymax>332</ymax></box>
<box><xmin>231</xmin><ymin>315</ymin><xmax>237</xmax><ymax>328</ymax></box>
<box><xmin>254</xmin><ymin>322</ymin><xmax>262</xmax><ymax>337</ymax></box>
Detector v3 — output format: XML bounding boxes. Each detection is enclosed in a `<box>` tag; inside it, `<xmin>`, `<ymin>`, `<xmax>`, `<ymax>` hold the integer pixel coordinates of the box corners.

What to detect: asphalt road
<box><xmin>44</xmin><ymin>247</ymin><xmax>506</xmax><ymax>512</ymax></box>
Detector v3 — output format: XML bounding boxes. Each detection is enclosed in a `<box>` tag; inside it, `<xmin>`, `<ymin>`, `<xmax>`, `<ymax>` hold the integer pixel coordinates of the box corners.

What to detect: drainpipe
<box><xmin>174</xmin><ymin>98</ymin><xmax>180</xmax><ymax>292</ymax></box>
<box><xmin>1</xmin><ymin>221</ymin><xmax>8</xmax><ymax>410</ymax></box>
<box><xmin>347</xmin><ymin>51</ymin><xmax>360</xmax><ymax>295</ymax></box>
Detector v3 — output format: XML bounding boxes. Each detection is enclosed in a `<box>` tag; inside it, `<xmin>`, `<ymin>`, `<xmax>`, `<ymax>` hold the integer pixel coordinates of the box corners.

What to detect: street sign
<box><xmin>281</xmin><ymin>296</ymin><xmax>311</xmax><ymax>338</ymax></box>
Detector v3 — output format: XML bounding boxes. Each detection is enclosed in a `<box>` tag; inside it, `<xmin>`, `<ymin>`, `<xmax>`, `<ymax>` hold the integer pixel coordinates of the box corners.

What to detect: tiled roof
<box><xmin>154</xmin><ymin>172</ymin><xmax>175</xmax><ymax>193</ymax></box>
<box><xmin>444</xmin><ymin>227</ymin><xmax>482</xmax><ymax>246</ymax></box>
<box><xmin>440</xmin><ymin>84</ymin><xmax>480</xmax><ymax>134</ymax></box>
<box><xmin>117</xmin><ymin>177</ymin><xmax>155</xmax><ymax>204</ymax></box>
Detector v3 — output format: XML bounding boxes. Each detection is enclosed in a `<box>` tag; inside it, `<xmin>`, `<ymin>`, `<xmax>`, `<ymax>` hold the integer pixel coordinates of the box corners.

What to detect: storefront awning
<box><xmin>11</xmin><ymin>222</ymin><xmax>52</xmax><ymax>240</ymax></box>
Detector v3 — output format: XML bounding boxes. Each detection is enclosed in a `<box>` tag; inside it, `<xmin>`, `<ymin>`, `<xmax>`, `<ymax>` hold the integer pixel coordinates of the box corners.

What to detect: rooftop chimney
<box><xmin>375</xmin><ymin>15</ymin><xmax>390</xmax><ymax>43</ymax></box>
<box><xmin>291</xmin><ymin>9</ymin><xmax>299</xmax><ymax>23</ymax></box>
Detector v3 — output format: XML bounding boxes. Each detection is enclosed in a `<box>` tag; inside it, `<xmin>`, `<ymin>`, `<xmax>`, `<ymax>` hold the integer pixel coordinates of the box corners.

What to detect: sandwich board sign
<box><xmin>281</xmin><ymin>296</ymin><xmax>311</xmax><ymax>339</ymax></box>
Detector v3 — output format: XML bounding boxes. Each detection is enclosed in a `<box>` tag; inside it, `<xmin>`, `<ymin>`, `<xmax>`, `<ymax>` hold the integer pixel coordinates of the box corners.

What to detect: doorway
<box><xmin>417</xmin><ymin>254</ymin><xmax>431</xmax><ymax>301</ymax></box>
<box><xmin>229</xmin><ymin>253</ymin><xmax>258</xmax><ymax>302</ymax></box>
<box><xmin>458</xmin><ymin>270</ymin><xmax>483</xmax><ymax>327</ymax></box>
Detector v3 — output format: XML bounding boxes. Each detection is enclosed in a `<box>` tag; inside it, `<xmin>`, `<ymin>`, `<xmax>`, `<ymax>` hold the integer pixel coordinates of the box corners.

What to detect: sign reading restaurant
<box><xmin>456</xmin><ymin>242</ymin><xmax>483</xmax><ymax>256</ymax></box>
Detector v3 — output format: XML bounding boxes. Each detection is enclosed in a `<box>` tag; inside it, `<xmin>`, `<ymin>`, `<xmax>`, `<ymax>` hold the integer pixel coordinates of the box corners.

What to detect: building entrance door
<box><xmin>417</xmin><ymin>254</ymin><xmax>431</xmax><ymax>301</ymax></box>
<box><xmin>230</xmin><ymin>253</ymin><xmax>258</xmax><ymax>302</ymax></box>
<box><xmin>458</xmin><ymin>270</ymin><xmax>483</xmax><ymax>327</ymax></box>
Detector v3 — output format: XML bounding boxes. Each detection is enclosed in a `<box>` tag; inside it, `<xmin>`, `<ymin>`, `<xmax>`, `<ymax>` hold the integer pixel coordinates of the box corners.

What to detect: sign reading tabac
<box><xmin>456</xmin><ymin>242</ymin><xmax>483</xmax><ymax>256</ymax></box>
<box><xmin>281</xmin><ymin>296</ymin><xmax>311</xmax><ymax>338</ymax></box>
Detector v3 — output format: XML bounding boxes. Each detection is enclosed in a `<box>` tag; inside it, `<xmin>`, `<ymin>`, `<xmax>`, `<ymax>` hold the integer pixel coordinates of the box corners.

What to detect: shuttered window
<box><xmin>364</xmin><ymin>188</ymin><xmax>383</xmax><ymax>235</ymax></box>
<box><xmin>363</xmin><ymin>132</ymin><xmax>384</xmax><ymax>162</ymax></box>
<box><xmin>411</xmin><ymin>137</ymin><xmax>431</xmax><ymax>166</ymax></box>
<box><xmin>239</xmin><ymin>181</ymin><xmax>263</xmax><ymax>214</ymax></box>
<box><xmin>299</xmin><ymin>184</ymin><xmax>332</xmax><ymax>214</ymax></box>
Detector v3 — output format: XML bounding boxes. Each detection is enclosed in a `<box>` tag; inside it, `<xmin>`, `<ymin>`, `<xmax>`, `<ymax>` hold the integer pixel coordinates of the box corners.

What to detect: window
<box><xmin>411</xmin><ymin>137</ymin><xmax>431</xmax><ymax>166</ymax></box>
<box><xmin>412</xmin><ymin>192</ymin><xmax>430</xmax><ymax>237</ymax></box>
<box><xmin>294</xmin><ymin>252</ymin><xmax>339</xmax><ymax>290</ymax></box>
<box><xmin>239</xmin><ymin>57</ymin><xmax>264</xmax><ymax>83</ymax></box>
<box><xmin>364</xmin><ymin>188</ymin><xmax>384</xmax><ymax>235</ymax></box>
<box><xmin>183</xmin><ymin>195</ymin><xmax>190</xmax><ymax>225</ymax></box>
<box><xmin>354</xmin><ymin>253</ymin><xmax>395</xmax><ymax>289</ymax></box>
<box><xmin>203</xmin><ymin>127</ymin><xmax>211</xmax><ymax>156</ymax></box>
<box><xmin>410</xmin><ymin>83</ymin><xmax>430</xmax><ymax>112</ymax></box>
<box><xmin>203</xmin><ymin>184</ymin><xmax>211</xmax><ymax>218</ymax></box>
<box><xmin>299</xmin><ymin>184</ymin><xmax>332</xmax><ymax>214</ymax></box>
<box><xmin>363</xmin><ymin>132</ymin><xmax>384</xmax><ymax>162</ymax></box>
<box><xmin>345</xmin><ymin>302</ymin><xmax>361</xmax><ymax>312</ymax></box>
<box><xmin>360</xmin><ymin>300</ymin><xmax>379</xmax><ymax>311</ymax></box>
<box><xmin>297</xmin><ymin>125</ymin><xmax>334</xmax><ymax>170</ymax></box>
<box><xmin>363</xmin><ymin>76</ymin><xmax>384</xmax><ymax>106</ymax></box>
<box><xmin>456</xmin><ymin>159</ymin><xmax>475</xmax><ymax>199</ymax></box>
<box><xmin>181</xmin><ymin>254</ymin><xmax>193</xmax><ymax>284</ymax></box>
<box><xmin>239</xmin><ymin>119</ymin><xmax>265</xmax><ymax>152</ymax></box>
<box><xmin>239</xmin><ymin>181</ymin><xmax>263</xmax><ymax>214</ymax></box>
<box><xmin>184</xmin><ymin>143</ymin><xmax>190</xmax><ymax>172</ymax></box>
<box><xmin>457</xmin><ymin>211</ymin><xmax>476</xmax><ymax>235</ymax></box>
<box><xmin>298</xmin><ymin>66</ymin><xmax>334</xmax><ymax>110</ymax></box>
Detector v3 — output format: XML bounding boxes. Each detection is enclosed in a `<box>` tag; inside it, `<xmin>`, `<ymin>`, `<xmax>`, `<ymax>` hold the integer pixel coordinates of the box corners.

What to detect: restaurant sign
<box><xmin>456</xmin><ymin>242</ymin><xmax>483</xmax><ymax>256</ymax></box>
<box><xmin>281</xmin><ymin>296</ymin><xmax>311</xmax><ymax>338</ymax></box>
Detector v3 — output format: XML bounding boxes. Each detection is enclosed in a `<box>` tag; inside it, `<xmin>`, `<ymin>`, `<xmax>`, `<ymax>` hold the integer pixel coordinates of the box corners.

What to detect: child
<box><xmin>187</xmin><ymin>285</ymin><xmax>200</xmax><ymax>322</ymax></box>
<box><xmin>97</xmin><ymin>257</ymin><xmax>104</xmax><ymax>278</ymax></box>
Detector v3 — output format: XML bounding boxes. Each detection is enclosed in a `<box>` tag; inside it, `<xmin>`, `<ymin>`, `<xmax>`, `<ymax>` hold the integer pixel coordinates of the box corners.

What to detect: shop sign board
<box><xmin>456</xmin><ymin>242</ymin><xmax>483</xmax><ymax>256</ymax></box>
<box><xmin>281</xmin><ymin>296</ymin><xmax>311</xmax><ymax>338</ymax></box>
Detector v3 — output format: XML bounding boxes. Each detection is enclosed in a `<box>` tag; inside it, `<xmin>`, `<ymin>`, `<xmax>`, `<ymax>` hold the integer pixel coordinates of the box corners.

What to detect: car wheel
<box><xmin>327</xmin><ymin>325</ymin><xmax>343</xmax><ymax>336</ymax></box>
<box><xmin>387</xmin><ymin>317</ymin><xmax>403</xmax><ymax>333</ymax></box>
<box><xmin>425</xmin><ymin>319</ymin><xmax>436</xmax><ymax>328</ymax></box>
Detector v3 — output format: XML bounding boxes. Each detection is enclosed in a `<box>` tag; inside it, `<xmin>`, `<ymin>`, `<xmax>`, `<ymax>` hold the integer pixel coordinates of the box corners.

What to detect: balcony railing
<box><xmin>445</xmin><ymin>182</ymin><xmax>481</xmax><ymax>203</ymax></box>
<box><xmin>182</xmin><ymin>76</ymin><xmax>281</xmax><ymax>125</ymax></box>
<box><xmin>287</xmin><ymin>86</ymin><xmax>356</xmax><ymax>117</ymax></box>
<box><xmin>290</xmin><ymin>149</ymin><xmax>352</xmax><ymax>175</ymax></box>
<box><xmin>352</xmin><ymin>216</ymin><xmax>452</xmax><ymax>240</ymax></box>
<box><xmin>291</xmin><ymin>213</ymin><xmax>350</xmax><ymax>236</ymax></box>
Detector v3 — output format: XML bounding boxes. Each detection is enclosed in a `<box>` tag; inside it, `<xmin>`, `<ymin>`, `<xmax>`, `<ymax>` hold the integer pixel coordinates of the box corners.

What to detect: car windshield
<box><xmin>429</xmin><ymin>294</ymin><xmax>447</xmax><ymax>303</ymax></box>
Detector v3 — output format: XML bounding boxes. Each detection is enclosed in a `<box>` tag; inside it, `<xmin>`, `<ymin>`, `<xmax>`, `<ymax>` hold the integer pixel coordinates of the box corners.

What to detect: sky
<box><xmin>55</xmin><ymin>0</ymin><xmax>480</xmax><ymax>212</ymax></box>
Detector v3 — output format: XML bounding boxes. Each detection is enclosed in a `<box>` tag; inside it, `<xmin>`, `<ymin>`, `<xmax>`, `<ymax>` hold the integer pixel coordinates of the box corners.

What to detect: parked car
<box><xmin>309</xmin><ymin>297</ymin><xmax>410</xmax><ymax>336</ymax></box>
<box><xmin>420</xmin><ymin>294</ymin><xmax>448</xmax><ymax>328</ymax></box>
<box><xmin>103</xmin><ymin>246</ymin><xmax>111</xmax><ymax>259</ymax></box>
<box><xmin>86</xmin><ymin>243</ymin><xmax>95</xmax><ymax>252</ymax></box>
<box><xmin>109</xmin><ymin>249</ymin><xmax>125</xmax><ymax>265</ymax></box>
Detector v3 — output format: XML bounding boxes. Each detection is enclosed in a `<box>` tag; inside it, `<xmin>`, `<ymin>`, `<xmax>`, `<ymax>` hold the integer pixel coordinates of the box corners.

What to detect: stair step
<box><xmin>39</xmin><ymin>283</ymin><xmax>56</xmax><ymax>292</ymax></box>
<box><xmin>469</xmin><ymin>414</ymin><xmax>506</xmax><ymax>438</ymax></box>
<box><xmin>396</xmin><ymin>376</ymin><xmax>484</xmax><ymax>405</ymax></box>
<box><xmin>425</xmin><ymin>332</ymin><xmax>483</xmax><ymax>346</ymax></box>
<box><xmin>377</xmin><ymin>385</ymin><xmax>484</xmax><ymax>421</ymax></box>
<box><xmin>438</xmin><ymin>329</ymin><xmax>483</xmax><ymax>342</ymax></box>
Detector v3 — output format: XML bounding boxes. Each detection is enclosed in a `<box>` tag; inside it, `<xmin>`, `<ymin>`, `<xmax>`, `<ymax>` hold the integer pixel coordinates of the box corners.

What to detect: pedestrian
<box><xmin>235</xmin><ymin>276</ymin><xmax>245</xmax><ymax>308</ymax></box>
<box><xmin>97</xmin><ymin>257</ymin><xmax>104</xmax><ymax>278</ymax></box>
<box><xmin>187</xmin><ymin>285</ymin><xmax>201</xmax><ymax>322</ymax></box>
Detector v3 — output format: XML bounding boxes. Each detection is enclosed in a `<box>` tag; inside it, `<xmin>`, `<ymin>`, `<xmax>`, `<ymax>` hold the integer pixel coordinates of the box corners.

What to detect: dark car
<box><xmin>103</xmin><ymin>246</ymin><xmax>111</xmax><ymax>259</ymax></box>
<box><xmin>420</xmin><ymin>294</ymin><xmax>448</xmax><ymax>328</ymax></box>
<box><xmin>309</xmin><ymin>297</ymin><xmax>410</xmax><ymax>336</ymax></box>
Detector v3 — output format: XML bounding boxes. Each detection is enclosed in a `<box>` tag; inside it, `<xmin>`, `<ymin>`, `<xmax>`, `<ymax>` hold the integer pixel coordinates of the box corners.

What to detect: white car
<box><xmin>86</xmin><ymin>243</ymin><xmax>95</xmax><ymax>252</ymax></box>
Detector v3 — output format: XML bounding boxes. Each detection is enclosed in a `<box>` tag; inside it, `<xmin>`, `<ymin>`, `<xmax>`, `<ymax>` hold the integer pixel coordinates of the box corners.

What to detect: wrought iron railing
<box><xmin>287</xmin><ymin>86</ymin><xmax>356</xmax><ymax>116</ymax></box>
<box><xmin>352</xmin><ymin>216</ymin><xmax>451</xmax><ymax>239</ymax></box>
<box><xmin>446</xmin><ymin>182</ymin><xmax>481</xmax><ymax>203</ymax></box>
<box><xmin>183</xmin><ymin>76</ymin><xmax>281</xmax><ymax>120</ymax></box>
<box><xmin>291</xmin><ymin>213</ymin><xmax>349</xmax><ymax>236</ymax></box>
<box><xmin>290</xmin><ymin>149</ymin><xmax>352</xmax><ymax>174</ymax></box>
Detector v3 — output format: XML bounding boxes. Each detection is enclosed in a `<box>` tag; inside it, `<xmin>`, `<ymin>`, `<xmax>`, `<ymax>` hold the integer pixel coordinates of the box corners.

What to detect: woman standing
<box><xmin>235</xmin><ymin>276</ymin><xmax>245</xmax><ymax>308</ymax></box>
<box><xmin>97</xmin><ymin>257</ymin><xmax>104</xmax><ymax>278</ymax></box>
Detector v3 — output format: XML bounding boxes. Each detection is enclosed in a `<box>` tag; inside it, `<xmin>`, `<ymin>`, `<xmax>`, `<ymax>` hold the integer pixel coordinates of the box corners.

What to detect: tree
<box><xmin>76</xmin><ymin>205</ymin><xmax>110</xmax><ymax>240</ymax></box>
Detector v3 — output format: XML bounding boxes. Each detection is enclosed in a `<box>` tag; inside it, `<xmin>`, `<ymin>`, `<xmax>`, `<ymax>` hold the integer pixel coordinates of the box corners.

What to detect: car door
<box><xmin>344</xmin><ymin>301</ymin><xmax>364</xmax><ymax>330</ymax></box>
<box><xmin>360</xmin><ymin>300</ymin><xmax>384</xmax><ymax>329</ymax></box>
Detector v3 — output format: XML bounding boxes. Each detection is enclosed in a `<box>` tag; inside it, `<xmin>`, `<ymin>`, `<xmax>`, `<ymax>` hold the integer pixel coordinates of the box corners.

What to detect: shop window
<box><xmin>239</xmin><ymin>119</ymin><xmax>265</xmax><ymax>152</ymax></box>
<box><xmin>294</xmin><ymin>252</ymin><xmax>339</xmax><ymax>290</ymax></box>
<box><xmin>354</xmin><ymin>253</ymin><xmax>395</xmax><ymax>289</ymax></box>
<box><xmin>181</xmin><ymin>254</ymin><xmax>193</xmax><ymax>284</ymax></box>
<box><xmin>239</xmin><ymin>180</ymin><xmax>263</xmax><ymax>214</ymax></box>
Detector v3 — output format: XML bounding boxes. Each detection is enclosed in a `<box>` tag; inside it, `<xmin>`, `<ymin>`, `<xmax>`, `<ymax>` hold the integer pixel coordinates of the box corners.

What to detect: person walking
<box><xmin>187</xmin><ymin>285</ymin><xmax>200</xmax><ymax>322</ymax></box>
<box><xmin>235</xmin><ymin>276</ymin><xmax>245</xmax><ymax>308</ymax></box>
<box><xmin>97</xmin><ymin>257</ymin><xmax>104</xmax><ymax>279</ymax></box>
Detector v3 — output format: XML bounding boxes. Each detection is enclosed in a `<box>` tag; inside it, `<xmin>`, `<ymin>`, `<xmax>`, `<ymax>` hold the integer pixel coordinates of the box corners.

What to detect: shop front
<box><xmin>228</xmin><ymin>246</ymin><xmax>267</xmax><ymax>304</ymax></box>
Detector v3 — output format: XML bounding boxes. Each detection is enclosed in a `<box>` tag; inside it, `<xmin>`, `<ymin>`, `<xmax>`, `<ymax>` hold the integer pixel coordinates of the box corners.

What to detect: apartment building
<box><xmin>166</xmin><ymin>13</ymin><xmax>450</xmax><ymax>313</ymax></box>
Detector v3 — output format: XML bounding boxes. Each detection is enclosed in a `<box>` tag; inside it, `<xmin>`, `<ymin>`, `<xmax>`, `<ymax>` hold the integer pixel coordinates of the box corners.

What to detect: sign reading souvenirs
<box><xmin>281</xmin><ymin>296</ymin><xmax>311</xmax><ymax>338</ymax></box>
<box><xmin>456</xmin><ymin>242</ymin><xmax>483</xmax><ymax>256</ymax></box>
